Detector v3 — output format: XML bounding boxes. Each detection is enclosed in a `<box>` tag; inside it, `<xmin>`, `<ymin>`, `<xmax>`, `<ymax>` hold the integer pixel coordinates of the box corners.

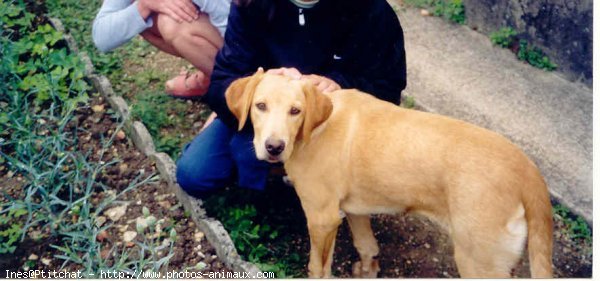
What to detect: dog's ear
<box><xmin>225</xmin><ymin>68</ymin><xmax>265</xmax><ymax>131</ymax></box>
<box><xmin>299</xmin><ymin>83</ymin><xmax>333</xmax><ymax>142</ymax></box>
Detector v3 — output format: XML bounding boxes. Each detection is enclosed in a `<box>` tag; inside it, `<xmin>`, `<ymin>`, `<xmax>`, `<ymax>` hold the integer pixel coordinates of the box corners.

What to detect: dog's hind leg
<box><xmin>347</xmin><ymin>214</ymin><xmax>380</xmax><ymax>278</ymax></box>
<box><xmin>304</xmin><ymin>207</ymin><xmax>342</xmax><ymax>278</ymax></box>
<box><xmin>451</xmin><ymin>206</ymin><xmax>527</xmax><ymax>278</ymax></box>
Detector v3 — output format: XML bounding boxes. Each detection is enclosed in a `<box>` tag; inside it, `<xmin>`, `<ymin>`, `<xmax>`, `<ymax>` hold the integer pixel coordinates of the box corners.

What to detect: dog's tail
<box><xmin>522</xmin><ymin>167</ymin><xmax>554</xmax><ymax>278</ymax></box>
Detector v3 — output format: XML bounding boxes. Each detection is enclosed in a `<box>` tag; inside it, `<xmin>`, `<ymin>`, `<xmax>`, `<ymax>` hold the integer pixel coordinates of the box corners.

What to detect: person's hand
<box><xmin>266</xmin><ymin>68</ymin><xmax>340</xmax><ymax>92</ymax></box>
<box><xmin>138</xmin><ymin>0</ymin><xmax>198</xmax><ymax>23</ymax></box>
<box><xmin>301</xmin><ymin>74</ymin><xmax>341</xmax><ymax>93</ymax></box>
<box><xmin>266</xmin><ymin>67</ymin><xmax>302</xmax><ymax>80</ymax></box>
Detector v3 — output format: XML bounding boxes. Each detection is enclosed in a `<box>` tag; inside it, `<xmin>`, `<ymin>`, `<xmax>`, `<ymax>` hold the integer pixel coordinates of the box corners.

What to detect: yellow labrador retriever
<box><xmin>225</xmin><ymin>69</ymin><xmax>553</xmax><ymax>278</ymax></box>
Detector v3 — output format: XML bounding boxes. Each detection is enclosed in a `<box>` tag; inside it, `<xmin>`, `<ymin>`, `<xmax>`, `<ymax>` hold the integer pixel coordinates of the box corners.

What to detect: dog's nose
<box><xmin>265</xmin><ymin>139</ymin><xmax>285</xmax><ymax>156</ymax></box>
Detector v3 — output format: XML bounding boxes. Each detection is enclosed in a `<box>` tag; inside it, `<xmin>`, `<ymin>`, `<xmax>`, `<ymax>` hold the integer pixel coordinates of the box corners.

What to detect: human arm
<box><xmin>92</xmin><ymin>0</ymin><xmax>198</xmax><ymax>52</ymax></box>
<box><xmin>92</xmin><ymin>0</ymin><xmax>153</xmax><ymax>52</ymax></box>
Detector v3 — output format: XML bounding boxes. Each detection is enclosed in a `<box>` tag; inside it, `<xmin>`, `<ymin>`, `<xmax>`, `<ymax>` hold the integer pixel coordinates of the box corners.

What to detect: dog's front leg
<box><xmin>304</xmin><ymin>208</ymin><xmax>342</xmax><ymax>278</ymax></box>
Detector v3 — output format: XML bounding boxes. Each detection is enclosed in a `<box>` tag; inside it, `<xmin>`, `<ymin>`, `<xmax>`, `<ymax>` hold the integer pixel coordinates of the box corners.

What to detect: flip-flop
<box><xmin>165</xmin><ymin>71</ymin><xmax>210</xmax><ymax>99</ymax></box>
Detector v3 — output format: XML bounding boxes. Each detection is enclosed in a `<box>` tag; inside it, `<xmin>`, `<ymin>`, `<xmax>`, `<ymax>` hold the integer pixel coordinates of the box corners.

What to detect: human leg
<box><xmin>176</xmin><ymin>118</ymin><xmax>235</xmax><ymax>196</ymax></box>
<box><xmin>176</xmin><ymin>118</ymin><xmax>272</xmax><ymax>197</ymax></box>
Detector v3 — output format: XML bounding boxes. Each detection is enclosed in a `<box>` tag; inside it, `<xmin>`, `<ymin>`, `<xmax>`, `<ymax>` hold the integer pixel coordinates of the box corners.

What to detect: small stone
<box><xmin>158</xmin><ymin>200</ymin><xmax>172</xmax><ymax>209</ymax></box>
<box><xmin>29</xmin><ymin>230</ymin><xmax>42</xmax><ymax>240</ymax></box>
<box><xmin>28</xmin><ymin>254</ymin><xmax>39</xmax><ymax>261</ymax></box>
<box><xmin>155</xmin><ymin>194</ymin><xmax>173</xmax><ymax>201</ymax></box>
<box><xmin>96</xmin><ymin>216</ymin><xmax>107</xmax><ymax>227</ymax></box>
<box><xmin>115</xmin><ymin>130</ymin><xmax>126</xmax><ymax>140</ymax></box>
<box><xmin>97</xmin><ymin>230</ymin><xmax>109</xmax><ymax>242</ymax></box>
<box><xmin>123</xmin><ymin>231</ymin><xmax>137</xmax><ymax>242</ymax></box>
<box><xmin>432</xmin><ymin>257</ymin><xmax>439</xmax><ymax>263</ymax></box>
<box><xmin>406</xmin><ymin>260</ymin><xmax>412</xmax><ymax>265</ymax></box>
<box><xmin>194</xmin><ymin>231</ymin><xmax>205</xmax><ymax>242</ymax></box>
<box><xmin>136</xmin><ymin>200</ymin><xmax>142</xmax><ymax>205</ymax></box>
<box><xmin>424</xmin><ymin>243</ymin><xmax>431</xmax><ymax>249</ymax></box>
<box><xmin>118</xmin><ymin>225</ymin><xmax>129</xmax><ymax>233</ymax></box>
<box><xmin>6</xmin><ymin>171</ymin><xmax>14</xmax><ymax>178</ymax></box>
<box><xmin>197</xmin><ymin>251</ymin><xmax>206</xmax><ymax>259</ymax></box>
<box><xmin>104</xmin><ymin>204</ymin><xmax>128</xmax><ymax>221</ymax></box>
<box><xmin>41</xmin><ymin>258</ymin><xmax>51</xmax><ymax>266</ymax></box>
<box><xmin>92</xmin><ymin>104</ymin><xmax>105</xmax><ymax>113</ymax></box>
<box><xmin>101</xmin><ymin>248</ymin><xmax>111</xmax><ymax>259</ymax></box>
<box><xmin>118</xmin><ymin>163</ymin><xmax>128</xmax><ymax>174</ymax></box>
<box><xmin>420</xmin><ymin>9</ymin><xmax>431</xmax><ymax>16</ymax></box>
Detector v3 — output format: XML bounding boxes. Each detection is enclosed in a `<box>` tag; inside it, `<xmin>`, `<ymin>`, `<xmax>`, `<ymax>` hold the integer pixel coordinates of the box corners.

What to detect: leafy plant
<box><xmin>553</xmin><ymin>204</ymin><xmax>591</xmax><ymax>243</ymax></box>
<box><xmin>401</xmin><ymin>95</ymin><xmax>416</xmax><ymax>109</ymax></box>
<box><xmin>490</xmin><ymin>27</ymin><xmax>517</xmax><ymax>48</ymax></box>
<box><xmin>517</xmin><ymin>40</ymin><xmax>557</xmax><ymax>71</ymax></box>
<box><xmin>0</xmin><ymin>207</ymin><xmax>28</xmax><ymax>254</ymax></box>
<box><xmin>433</xmin><ymin>0</ymin><xmax>465</xmax><ymax>24</ymax></box>
<box><xmin>157</xmin><ymin>136</ymin><xmax>183</xmax><ymax>160</ymax></box>
<box><xmin>403</xmin><ymin>0</ymin><xmax>465</xmax><ymax>24</ymax></box>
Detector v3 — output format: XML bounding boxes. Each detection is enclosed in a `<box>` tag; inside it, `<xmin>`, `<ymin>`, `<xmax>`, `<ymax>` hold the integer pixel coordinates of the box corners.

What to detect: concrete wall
<box><xmin>462</xmin><ymin>0</ymin><xmax>592</xmax><ymax>86</ymax></box>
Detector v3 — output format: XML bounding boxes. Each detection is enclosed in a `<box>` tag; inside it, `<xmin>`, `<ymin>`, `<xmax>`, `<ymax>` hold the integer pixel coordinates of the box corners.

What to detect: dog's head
<box><xmin>225</xmin><ymin>68</ymin><xmax>333</xmax><ymax>163</ymax></box>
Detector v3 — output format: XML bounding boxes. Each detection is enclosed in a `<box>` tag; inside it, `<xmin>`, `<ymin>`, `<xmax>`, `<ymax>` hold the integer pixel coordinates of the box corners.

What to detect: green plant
<box><xmin>403</xmin><ymin>0</ymin><xmax>465</xmax><ymax>24</ymax></box>
<box><xmin>157</xmin><ymin>136</ymin><xmax>183</xmax><ymax>160</ymax></box>
<box><xmin>553</xmin><ymin>204</ymin><xmax>591</xmax><ymax>243</ymax></box>
<box><xmin>0</xmin><ymin>207</ymin><xmax>28</xmax><ymax>254</ymax></box>
<box><xmin>517</xmin><ymin>40</ymin><xmax>557</xmax><ymax>71</ymax></box>
<box><xmin>204</xmin><ymin>188</ymin><xmax>309</xmax><ymax>277</ymax></box>
<box><xmin>433</xmin><ymin>0</ymin><xmax>465</xmax><ymax>24</ymax></box>
<box><xmin>490</xmin><ymin>27</ymin><xmax>517</xmax><ymax>48</ymax></box>
<box><xmin>401</xmin><ymin>95</ymin><xmax>416</xmax><ymax>109</ymax></box>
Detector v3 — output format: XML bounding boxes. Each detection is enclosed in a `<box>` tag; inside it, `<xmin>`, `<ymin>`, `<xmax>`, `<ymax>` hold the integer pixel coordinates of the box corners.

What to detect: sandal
<box><xmin>165</xmin><ymin>70</ymin><xmax>210</xmax><ymax>98</ymax></box>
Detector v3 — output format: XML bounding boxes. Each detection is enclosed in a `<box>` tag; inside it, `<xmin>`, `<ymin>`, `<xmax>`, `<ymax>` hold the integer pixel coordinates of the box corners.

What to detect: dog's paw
<box><xmin>352</xmin><ymin>260</ymin><xmax>380</xmax><ymax>278</ymax></box>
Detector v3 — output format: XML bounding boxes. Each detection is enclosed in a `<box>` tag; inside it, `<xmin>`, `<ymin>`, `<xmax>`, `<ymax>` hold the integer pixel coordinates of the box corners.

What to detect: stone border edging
<box><xmin>48</xmin><ymin>17</ymin><xmax>262</xmax><ymax>275</ymax></box>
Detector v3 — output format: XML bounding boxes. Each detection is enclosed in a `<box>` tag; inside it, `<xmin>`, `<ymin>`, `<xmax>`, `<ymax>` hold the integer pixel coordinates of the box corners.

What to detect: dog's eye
<box><xmin>256</xmin><ymin>102</ymin><xmax>267</xmax><ymax>111</ymax></box>
<box><xmin>290</xmin><ymin>107</ymin><xmax>301</xmax><ymax>115</ymax></box>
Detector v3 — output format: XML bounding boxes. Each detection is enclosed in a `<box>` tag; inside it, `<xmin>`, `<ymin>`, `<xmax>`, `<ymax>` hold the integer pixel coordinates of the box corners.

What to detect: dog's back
<box><xmin>288</xmin><ymin>89</ymin><xmax>553</xmax><ymax>277</ymax></box>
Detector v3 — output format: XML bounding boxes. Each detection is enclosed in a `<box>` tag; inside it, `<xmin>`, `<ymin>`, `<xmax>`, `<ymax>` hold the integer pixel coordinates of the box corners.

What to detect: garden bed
<box><xmin>0</xmin><ymin>1</ymin><xmax>228</xmax><ymax>276</ymax></box>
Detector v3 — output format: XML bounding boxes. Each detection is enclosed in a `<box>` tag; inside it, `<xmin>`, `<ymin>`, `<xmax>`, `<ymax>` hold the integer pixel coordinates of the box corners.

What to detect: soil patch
<box><xmin>0</xmin><ymin>95</ymin><xmax>229</xmax><ymax>275</ymax></box>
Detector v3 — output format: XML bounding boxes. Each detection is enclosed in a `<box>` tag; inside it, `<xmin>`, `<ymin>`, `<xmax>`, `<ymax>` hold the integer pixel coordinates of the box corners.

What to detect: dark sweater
<box><xmin>205</xmin><ymin>0</ymin><xmax>407</xmax><ymax>128</ymax></box>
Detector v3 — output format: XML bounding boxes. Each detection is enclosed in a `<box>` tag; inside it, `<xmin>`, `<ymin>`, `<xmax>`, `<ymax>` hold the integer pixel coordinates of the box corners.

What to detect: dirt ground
<box><xmin>0</xmin><ymin>95</ymin><xmax>229</xmax><ymax>275</ymax></box>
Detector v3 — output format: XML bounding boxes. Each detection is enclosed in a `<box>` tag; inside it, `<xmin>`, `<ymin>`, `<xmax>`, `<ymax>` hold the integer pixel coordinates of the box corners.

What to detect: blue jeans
<box><xmin>176</xmin><ymin>118</ymin><xmax>271</xmax><ymax>195</ymax></box>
